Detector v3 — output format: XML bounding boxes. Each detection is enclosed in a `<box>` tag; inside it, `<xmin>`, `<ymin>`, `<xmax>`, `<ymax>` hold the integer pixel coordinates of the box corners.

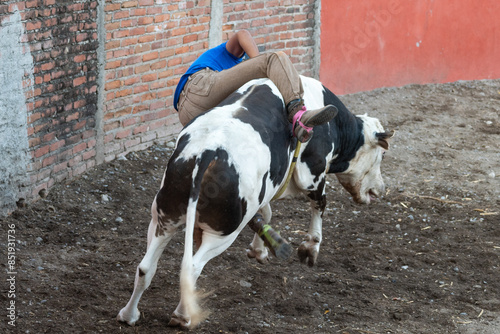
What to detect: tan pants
<box><xmin>177</xmin><ymin>51</ymin><xmax>304</xmax><ymax>126</ymax></box>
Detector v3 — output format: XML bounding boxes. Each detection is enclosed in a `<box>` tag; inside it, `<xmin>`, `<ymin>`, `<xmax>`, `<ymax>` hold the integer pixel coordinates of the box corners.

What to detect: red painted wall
<box><xmin>320</xmin><ymin>0</ymin><xmax>500</xmax><ymax>95</ymax></box>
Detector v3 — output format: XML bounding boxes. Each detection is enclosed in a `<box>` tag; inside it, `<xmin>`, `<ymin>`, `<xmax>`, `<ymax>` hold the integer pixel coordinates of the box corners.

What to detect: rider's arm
<box><xmin>225</xmin><ymin>30</ymin><xmax>259</xmax><ymax>58</ymax></box>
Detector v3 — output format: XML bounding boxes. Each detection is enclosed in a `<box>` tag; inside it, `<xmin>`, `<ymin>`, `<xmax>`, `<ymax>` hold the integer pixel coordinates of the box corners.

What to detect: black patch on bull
<box><xmin>195</xmin><ymin>148</ymin><xmax>248</xmax><ymax>235</ymax></box>
<box><xmin>307</xmin><ymin>177</ymin><xmax>327</xmax><ymax>212</ymax></box>
<box><xmin>171</xmin><ymin>132</ymin><xmax>191</xmax><ymax>160</ymax></box>
<box><xmin>299</xmin><ymin>85</ymin><xmax>363</xmax><ymax>181</ymax></box>
<box><xmin>300</xmin><ymin>121</ymin><xmax>334</xmax><ymax>183</ymax></box>
<box><xmin>217</xmin><ymin>91</ymin><xmax>244</xmax><ymax>107</ymax></box>
<box><xmin>155</xmin><ymin>133</ymin><xmax>196</xmax><ymax>225</ymax></box>
<box><xmin>155</xmin><ymin>143</ymin><xmax>247</xmax><ymax>236</ymax></box>
<box><xmin>258</xmin><ymin>172</ymin><xmax>268</xmax><ymax>204</ymax></box>
<box><xmin>300</xmin><ymin>85</ymin><xmax>364</xmax><ymax>181</ymax></box>
<box><xmin>233</xmin><ymin>84</ymin><xmax>294</xmax><ymax>188</ymax></box>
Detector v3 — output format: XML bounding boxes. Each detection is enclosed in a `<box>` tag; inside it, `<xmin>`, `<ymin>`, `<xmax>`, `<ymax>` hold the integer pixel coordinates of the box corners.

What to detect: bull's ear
<box><xmin>375</xmin><ymin>131</ymin><xmax>394</xmax><ymax>150</ymax></box>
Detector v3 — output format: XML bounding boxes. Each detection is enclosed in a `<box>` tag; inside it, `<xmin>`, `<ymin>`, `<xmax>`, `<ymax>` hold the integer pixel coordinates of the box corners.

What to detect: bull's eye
<box><xmin>382</xmin><ymin>151</ymin><xmax>386</xmax><ymax>160</ymax></box>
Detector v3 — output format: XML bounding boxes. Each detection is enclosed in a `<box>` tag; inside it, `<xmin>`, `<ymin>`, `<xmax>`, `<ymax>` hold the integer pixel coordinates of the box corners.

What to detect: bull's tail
<box><xmin>178</xmin><ymin>154</ymin><xmax>214</xmax><ymax>328</ymax></box>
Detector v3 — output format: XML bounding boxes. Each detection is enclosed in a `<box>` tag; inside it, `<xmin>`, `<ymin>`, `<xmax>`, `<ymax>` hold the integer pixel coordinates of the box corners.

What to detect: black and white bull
<box><xmin>117</xmin><ymin>76</ymin><xmax>393</xmax><ymax>329</ymax></box>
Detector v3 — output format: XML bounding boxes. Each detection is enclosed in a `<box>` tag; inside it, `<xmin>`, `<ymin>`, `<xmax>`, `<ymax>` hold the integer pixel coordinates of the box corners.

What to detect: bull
<box><xmin>117</xmin><ymin>76</ymin><xmax>393</xmax><ymax>329</ymax></box>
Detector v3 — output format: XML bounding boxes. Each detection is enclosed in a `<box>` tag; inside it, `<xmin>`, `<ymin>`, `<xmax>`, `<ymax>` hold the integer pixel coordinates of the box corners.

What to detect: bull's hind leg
<box><xmin>117</xmin><ymin>204</ymin><xmax>177</xmax><ymax>325</ymax></box>
<box><xmin>169</xmin><ymin>231</ymin><xmax>240</xmax><ymax>328</ymax></box>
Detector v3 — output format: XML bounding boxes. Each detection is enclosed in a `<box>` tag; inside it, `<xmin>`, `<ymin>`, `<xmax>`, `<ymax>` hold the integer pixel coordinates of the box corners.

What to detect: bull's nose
<box><xmin>368</xmin><ymin>189</ymin><xmax>380</xmax><ymax>202</ymax></box>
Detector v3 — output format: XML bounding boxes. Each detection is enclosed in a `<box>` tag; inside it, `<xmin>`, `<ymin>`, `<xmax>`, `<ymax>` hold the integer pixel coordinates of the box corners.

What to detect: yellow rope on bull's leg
<box><xmin>258</xmin><ymin>224</ymin><xmax>278</xmax><ymax>249</ymax></box>
<box><xmin>257</xmin><ymin>224</ymin><xmax>292</xmax><ymax>259</ymax></box>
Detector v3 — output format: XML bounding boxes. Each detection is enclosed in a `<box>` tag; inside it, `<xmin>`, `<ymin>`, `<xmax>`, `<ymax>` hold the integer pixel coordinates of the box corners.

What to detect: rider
<box><xmin>173</xmin><ymin>30</ymin><xmax>337</xmax><ymax>143</ymax></box>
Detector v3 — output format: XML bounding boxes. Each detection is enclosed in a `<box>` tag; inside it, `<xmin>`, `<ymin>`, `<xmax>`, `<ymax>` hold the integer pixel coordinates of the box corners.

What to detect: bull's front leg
<box><xmin>298</xmin><ymin>188</ymin><xmax>326</xmax><ymax>266</ymax></box>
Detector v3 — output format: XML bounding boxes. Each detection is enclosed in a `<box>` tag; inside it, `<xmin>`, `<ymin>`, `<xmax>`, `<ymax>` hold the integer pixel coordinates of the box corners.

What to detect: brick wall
<box><xmin>100</xmin><ymin>0</ymin><xmax>205</xmax><ymax>161</ymax></box>
<box><xmin>221</xmin><ymin>0</ymin><xmax>318</xmax><ymax>76</ymax></box>
<box><xmin>1</xmin><ymin>0</ymin><xmax>99</xmax><ymax>215</ymax></box>
<box><xmin>0</xmin><ymin>0</ymin><xmax>320</xmax><ymax>215</ymax></box>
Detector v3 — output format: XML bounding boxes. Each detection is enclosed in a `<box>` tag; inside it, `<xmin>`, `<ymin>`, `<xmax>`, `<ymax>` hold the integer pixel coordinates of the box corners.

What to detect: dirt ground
<box><xmin>2</xmin><ymin>79</ymin><xmax>499</xmax><ymax>334</ymax></box>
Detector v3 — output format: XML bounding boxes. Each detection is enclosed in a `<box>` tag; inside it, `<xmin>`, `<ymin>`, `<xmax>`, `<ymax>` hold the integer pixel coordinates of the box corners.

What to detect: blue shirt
<box><xmin>173</xmin><ymin>42</ymin><xmax>244</xmax><ymax>110</ymax></box>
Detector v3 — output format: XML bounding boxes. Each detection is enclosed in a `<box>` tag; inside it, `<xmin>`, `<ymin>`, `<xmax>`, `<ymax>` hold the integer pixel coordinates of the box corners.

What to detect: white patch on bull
<box><xmin>191</xmin><ymin>163</ymin><xmax>200</xmax><ymax>192</ymax></box>
<box><xmin>235</xmin><ymin>78</ymin><xmax>282</xmax><ymax>99</ymax></box>
<box><xmin>301</xmin><ymin>76</ymin><xmax>328</xmax><ymax>110</ymax></box>
<box><xmin>159</xmin><ymin>166</ymin><xmax>168</xmax><ymax>189</ymax></box>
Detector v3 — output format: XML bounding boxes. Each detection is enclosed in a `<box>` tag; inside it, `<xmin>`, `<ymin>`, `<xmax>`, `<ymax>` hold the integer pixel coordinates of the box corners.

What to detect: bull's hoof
<box><xmin>274</xmin><ymin>241</ymin><xmax>293</xmax><ymax>260</ymax></box>
<box><xmin>168</xmin><ymin>314</ymin><xmax>190</xmax><ymax>329</ymax></box>
<box><xmin>298</xmin><ymin>235</ymin><xmax>320</xmax><ymax>267</ymax></box>
<box><xmin>116</xmin><ymin>307</ymin><xmax>140</xmax><ymax>326</ymax></box>
<box><xmin>297</xmin><ymin>246</ymin><xmax>317</xmax><ymax>267</ymax></box>
<box><xmin>246</xmin><ymin>247</ymin><xmax>269</xmax><ymax>264</ymax></box>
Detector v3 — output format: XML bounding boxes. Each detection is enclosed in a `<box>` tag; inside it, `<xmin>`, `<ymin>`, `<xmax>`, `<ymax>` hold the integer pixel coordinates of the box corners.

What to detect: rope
<box><xmin>272</xmin><ymin>141</ymin><xmax>301</xmax><ymax>201</ymax></box>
